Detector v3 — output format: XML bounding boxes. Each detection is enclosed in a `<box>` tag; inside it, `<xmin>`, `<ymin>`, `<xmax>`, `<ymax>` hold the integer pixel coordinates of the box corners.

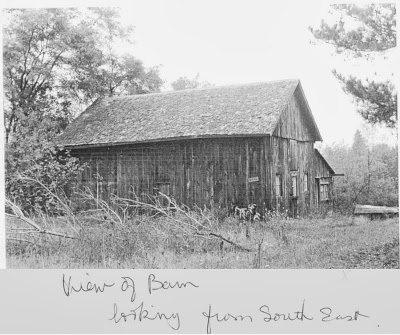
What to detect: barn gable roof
<box><xmin>315</xmin><ymin>149</ymin><xmax>335</xmax><ymax>175</ymax></box>
<box><xmin>57</xmin><ymin>79</ymin><xmax>322</xmax><ymax>148</ymax></box>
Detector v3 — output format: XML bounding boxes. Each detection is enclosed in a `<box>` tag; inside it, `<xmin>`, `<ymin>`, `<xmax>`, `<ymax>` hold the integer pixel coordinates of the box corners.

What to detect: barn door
<box><xmin>289</xmin><ymin>171</ymin><xmax>299</xmax><ymax>217</ymax></box>
<box><xmin>315</xmin><ymin>178</ymin><xmax>320</xmax><ymax>207</ymax></box>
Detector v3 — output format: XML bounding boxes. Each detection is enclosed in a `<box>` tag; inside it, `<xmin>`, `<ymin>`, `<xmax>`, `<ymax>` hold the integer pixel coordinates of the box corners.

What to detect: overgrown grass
<box><xmin>6</xmin><ymin>212</ymin><xmax>399</xmax><ymax>269</ymax></box>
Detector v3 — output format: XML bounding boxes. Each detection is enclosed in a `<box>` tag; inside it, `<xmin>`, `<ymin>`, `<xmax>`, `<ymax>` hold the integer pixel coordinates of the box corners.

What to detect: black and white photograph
<box><xmin>2</xmin><ymin>1</ymin><xmax>398</xmax><ymax>271</ymax></box>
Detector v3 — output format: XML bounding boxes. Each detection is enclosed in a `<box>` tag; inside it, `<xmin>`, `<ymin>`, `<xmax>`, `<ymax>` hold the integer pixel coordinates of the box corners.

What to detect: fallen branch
<box><xmin>5</xmin><ymin>205</ymin><xmax>41</xmax><ymax>231</ymax></box>
<box><xmin>75</xmin><ymin>187</ymin><xmax>124</xmax><ymax>226</ymax></box>
<box><xmin>113</xmin><ymin>195</ymin><xmax>201</xmax><ymax>234</ymax></box>
<box><xmin>196</xmin><ymin>231</ymin><xmax>254</xmax><ymax>252</ymax></box>
<box><xmin>112</xmin><ymin>192</ymin><xmax>253</xmax><ymax>252</ymax></box>
<box><xmin>5</xmin><ymin>199</ymin><xmax>76</xmax><ymax>240</ymax></box>
<box><xmin>6</xmin><ymin>228</ymin><xmax>37</xmax><ymax>235</ymax></box>
<box><xmin>70</xmin><ymin>187</ymin><xmax>255</xmax><ymax>252</ymax></box>
<box><xmin>15</xmin><ymin>175</ymin><xmax>81</xmax><ymax>229</ymax></box>
<box><xmin>37</xmin><ymin>230</ymin><xmax>75</xmax><ymax>239</ymax></box>
<box><xmin>7</xmin><ymin>226</ymin><xmax>38</xmax><ymax>232</ymax></box>
<box><xmin>6</xmin><ymin>237</ymin><xmax>44</xmax><ymax>246</ymax></box>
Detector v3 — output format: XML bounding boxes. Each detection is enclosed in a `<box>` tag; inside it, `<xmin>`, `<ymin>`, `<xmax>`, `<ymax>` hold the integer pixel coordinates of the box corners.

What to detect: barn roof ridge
<box><xmin>57</xmin><ymin>79</ymin><xmax>321</xmax><ymax>148</ymax></box>
<box><xmin>95</xmin><ymin>78</ymin><xmax>300</xmax><ymax>100</ymax></box>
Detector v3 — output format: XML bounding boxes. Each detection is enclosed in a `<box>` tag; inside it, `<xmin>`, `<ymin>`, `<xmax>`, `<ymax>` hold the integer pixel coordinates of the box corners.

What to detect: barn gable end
<box><xmin>272</xmin><ymin>83</ymin><xmax>322</xmax><ymax>142</ymax></box>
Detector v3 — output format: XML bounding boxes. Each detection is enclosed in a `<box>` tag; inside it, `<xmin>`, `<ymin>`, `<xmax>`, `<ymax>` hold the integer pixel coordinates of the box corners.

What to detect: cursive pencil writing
<box><xmin>62</xmin><ymin>274</ymin><xmax>115</xmax><ymax>297</ymax></box>
<box><xmin>320</xmin><ymin>307</ymin><xmax>369</xmax><ymax>322</ymax></box>
<box><xmin>109</xmin><ymin>302</ymin><xmax>181</xmax><ymax>330</ymax></box>
<box><xmin>202</xmin><ymin>304</ymin><xmax>253</xmax><ymax>334</ymax></box>
<box><xmin>148</xmin><ymin>273</ymin><xmax>199</xmax><ymax>294</ymax></box>
<box><xmin>259</xmin><ymin>299</ymin><xmax>313</xmax><ymax>322</ymax></box>
<box><xmin>121</xmin><ymin>276</ymin><xmax>136</xmax><ymax>302</ymax></box>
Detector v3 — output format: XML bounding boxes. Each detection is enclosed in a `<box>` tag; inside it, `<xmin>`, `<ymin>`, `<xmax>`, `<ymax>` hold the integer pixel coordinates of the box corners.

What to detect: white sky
<box><xmin>2</xmin><ymin>0</ymin><xmax>398</xmax><ymax>146</ymax></box>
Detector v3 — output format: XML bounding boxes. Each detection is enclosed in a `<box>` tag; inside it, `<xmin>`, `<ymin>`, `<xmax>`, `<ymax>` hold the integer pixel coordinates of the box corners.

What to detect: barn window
<box><xmin>319</xmin><ymin>178</ymin><xmax>329</xmax><ymax>201</ymax></box>
<box><xmin>304</xmin><ymin>173</ymin><xmax>308</xmax><ymax>192</ymax></box>
<box><xmin>290</xmin><ymin>176</ymin><xmax>298</xmax><ymax>197</ymax></box>
<box><xmin>290</xmin><ymin>171</ymin><xmax>298</xmax><ymax>197</ymax></box>
<box><xmin>155</xmin><ymin>163</ymin><xmax>169</xmax><ymax>183</ymax></box>
<box><xmin>275</xmin><ymin>174</ymin><xmax>282</xmax><ymax>197</ymax></box>
<box><xmin>249</xmin><ymin>143</ymin><xmax>258</xmax><ymax>177</ymax></box>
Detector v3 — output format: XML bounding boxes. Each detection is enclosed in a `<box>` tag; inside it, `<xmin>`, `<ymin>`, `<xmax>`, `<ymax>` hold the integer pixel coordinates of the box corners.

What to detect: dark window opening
<box><xmin>290</xmin><ymin>175</ymin><xmax>298</xmax><ymax>197</ymax></box>
<box><xmin>249</xmin><ymin>144</ymin><xmax>258</xmax><ymax>177</ymax></box>
<box><xmin>304</xmin><ymin>173</ymin><xmax>308</xmax><ymax>192</ymax></box>
<box><xmin>290</xmin><ymin>171</ymin><xmax>298</xmax><ymax>197</ymax></box>
<box><xmin>275</xmin><ymin>174</ymin><xmax>282</xmax><ymax>197</ymax></box>
<box><xmin>319</xmin><ymin>178</ymin><xmax>330</xmax><ymax>201</ymax></box>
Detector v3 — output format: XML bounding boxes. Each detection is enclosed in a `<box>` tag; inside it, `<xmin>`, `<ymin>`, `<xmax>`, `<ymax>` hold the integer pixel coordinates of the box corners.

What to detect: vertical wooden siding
<box><xmin>268</xmin><ymin>138</ymin><xmax>333</xmax><ymax>215</ymax></box>
<box><xmin>71</xmin><ymin>134</ymin><xmax>333</xmax><ymax>215</ymax></box>
<box><xmin>273</xmin><ymin>88</ymin><xmax>316</xmax><ymax>142</ymax></box>
<box><xmin>72</xmin><ymin>137</ymin><xmax>265</xmax><ymax>210</ymax></box>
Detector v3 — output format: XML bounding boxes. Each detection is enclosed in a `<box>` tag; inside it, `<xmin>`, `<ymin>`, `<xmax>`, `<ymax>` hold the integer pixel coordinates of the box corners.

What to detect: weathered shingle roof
<box><xmin>57</xmin><ymin>79</ymin><xmax>320</xmax><ymax>148</ymax></box>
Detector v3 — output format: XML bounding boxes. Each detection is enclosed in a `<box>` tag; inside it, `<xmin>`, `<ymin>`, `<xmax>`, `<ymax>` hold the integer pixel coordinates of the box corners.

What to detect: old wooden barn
<box><xmin>57</xmin><ymin>79</ymin><xmax>336</xmax><ymax>216</ymax></box>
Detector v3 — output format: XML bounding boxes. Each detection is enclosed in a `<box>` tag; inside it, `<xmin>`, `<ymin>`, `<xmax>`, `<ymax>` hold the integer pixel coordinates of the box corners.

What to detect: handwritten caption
<box><xmin>62</xmin><ymin>273</ymin><xmax>369</xmax><ymax>333</ymax></box>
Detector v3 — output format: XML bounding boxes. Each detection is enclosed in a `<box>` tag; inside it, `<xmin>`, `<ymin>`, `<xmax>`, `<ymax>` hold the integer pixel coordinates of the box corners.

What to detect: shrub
<box><xmin>5</xmin><ymin>121</ymin><xmax>84</xmax><ymax>215</ymax></box>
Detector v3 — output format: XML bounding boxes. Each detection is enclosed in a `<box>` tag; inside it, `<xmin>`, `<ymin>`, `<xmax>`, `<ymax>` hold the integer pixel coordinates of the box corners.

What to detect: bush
<box><xmin>5</xmin><ymin>119</ymin><xmax>84</xmax><ymax>215</ymax></box>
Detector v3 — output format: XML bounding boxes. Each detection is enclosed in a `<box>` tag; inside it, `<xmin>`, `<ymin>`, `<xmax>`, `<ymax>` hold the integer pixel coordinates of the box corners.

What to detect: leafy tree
<box><xmin>66</xmin><ymin>9</ymin><xmax>163</xmax><ymax>104</ymax></box>
<box><xmin>5</xmin><ymin>112</ymin><xmax>83</xmax><ymax>213</ymax></box>
<box><xmin>3</xmin><ymin>8</ymin><xmax>164</xmax><ymax>142</ymax></box>
<box><xmin>68</xmin><ymin>54</ymin><xmax>163</xmax><ymax>104</ymax></box>
<box><xmin>310</xmin><ymin>4</ymin><xmax>397</xmax><ymax>128</ymax></box>
<box><xmin>369</xmin><ymin>143</ymin><xmax>398</xmax><ymax>205</ymax></box>
<box><xmin>171</xmin><ymin>73</ymin><xmax>213</xmax><ymax>91</ymax></box>
<box><xmin>3</xmin><ymin>8</ymin><xmax>163</xmax><ymax>213</ymax></box>
<box><xmin>4</xmin><ymin>8</ymin><xmax>78</xmax><ymax>143</ymax></box>
<box><xmin>352</xmin><ymin>129</ymin><xmax>368</xmax><ymax>156</ymax></box>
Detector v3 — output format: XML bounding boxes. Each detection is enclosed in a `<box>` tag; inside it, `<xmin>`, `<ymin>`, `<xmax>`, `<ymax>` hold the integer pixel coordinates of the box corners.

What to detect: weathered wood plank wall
<box><xmin>314</xmin><ymin>150</ymin><xmax>334</xmax><ymax>206</ymax></box>
<box><xmin>71</xmin><ymin>133</ymin><xmax>333</xmax><ymax>216</ymax></box>
<box><xmin>71</xmin><ymin>137</ymin><xmax>265</xmax><ymax>211</ymax></box>
<box><xmin>273</xmin><ymin>87</ymin><xmax>315</xmax><ymax>142</ymax></box>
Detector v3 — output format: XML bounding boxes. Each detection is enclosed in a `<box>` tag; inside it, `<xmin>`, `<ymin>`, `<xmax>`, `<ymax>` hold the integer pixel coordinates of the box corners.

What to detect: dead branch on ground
<box><xmin>112</xmin><ymin>192</ymin><xmax>255</xmax><ymax>252</ymax></box>
<box><xmin>75</xmin><ymin>187</ymin><xmax>124</xmax><ymax>226</ymax></box>
<box><xmin>5</xmin><ymin>199</ymin><xmax>76</xmax><ymax>240</ymax></box>
<box><xmin>15</xmin><ymin>175</ymin><xmax>81</xmax><ymax>230</ymax></box>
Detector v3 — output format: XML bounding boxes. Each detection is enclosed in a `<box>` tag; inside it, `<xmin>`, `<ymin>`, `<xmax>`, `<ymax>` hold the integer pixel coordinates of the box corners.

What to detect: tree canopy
<box><xmin>310</xmin><ymin>4</ymin><xmax>397</xmax><ymax>129</ymax></box>
<box><xmin>3</xmin><ymin>8</ymin><xmax>163</xmax><ymax>143</ymax></box>
<box><xmin>321</xmin><ymin>130</ymin><xmax>398</xmax><ymax>212</ymax></box>
<box><xmin>171</xmin><ymin>73</ymin><xmax>213</xmax><ymax>91</ymax></box>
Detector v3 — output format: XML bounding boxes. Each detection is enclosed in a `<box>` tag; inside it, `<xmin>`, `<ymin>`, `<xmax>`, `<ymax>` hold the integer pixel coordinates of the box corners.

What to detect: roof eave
<box><xmin>57</xmin><ymin>133</ymin><xmax>273</xmax><ymax>150</ymax></box>
<box><xmin>315</xmin><ymin>149</ymin><xmax>335</xmax><ymax>174</ymax></box>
